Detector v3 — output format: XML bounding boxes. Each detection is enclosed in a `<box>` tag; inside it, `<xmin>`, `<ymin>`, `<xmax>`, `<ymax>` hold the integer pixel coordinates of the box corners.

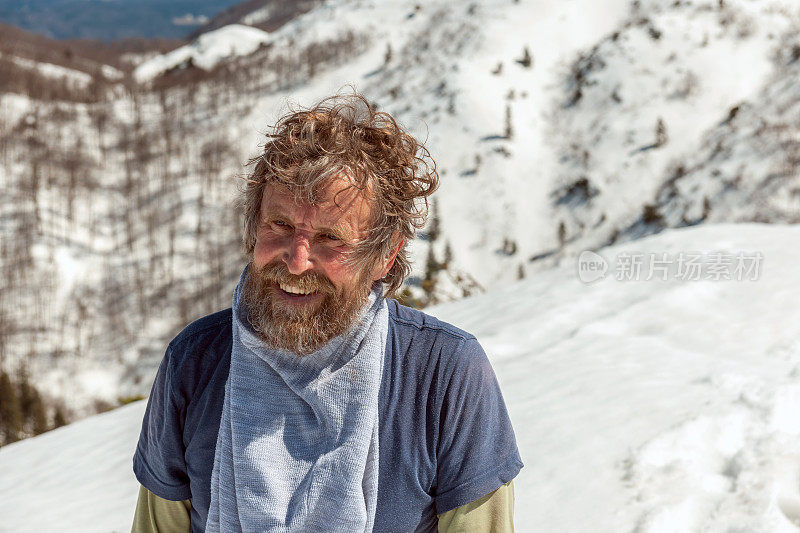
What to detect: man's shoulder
<box><xmin>165</xmin><ymin>308</ymin><xmax>233</xmax><ymax>373</ymax></box>
<box><xmin>387</xmin><ymin>299</ymin><xmax>478</xmax><ymax>350</ymax></box>
<box><xmin>169</xmin><ymin>308</ymin><xmax>232</xmax><ymax>347</ymax></box>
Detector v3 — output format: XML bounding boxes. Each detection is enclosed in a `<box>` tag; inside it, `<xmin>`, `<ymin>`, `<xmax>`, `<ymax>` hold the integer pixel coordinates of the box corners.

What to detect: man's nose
<box><xmin>283</xmin><ymin>234</ymin><xmax>313</xmax><ymax>275</ymax></box>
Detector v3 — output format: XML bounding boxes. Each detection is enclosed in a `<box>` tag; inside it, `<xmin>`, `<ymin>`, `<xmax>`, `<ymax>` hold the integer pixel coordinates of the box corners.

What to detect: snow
<box><xmin>3</xmin><ymin>55</ymin><xmax>93</xmax><ymax>87</ymax></box>
<box><xmin>2</xmin><ymin>223</ymin><xmax>800</xmax><ymax>532</ymax></box>
<box><xmin>242</xmin><ymin>6</ymin><xmax>273</xmax><ymax>26</ymax></box>
<box><xmin>431</xmin><ymin>222</ymin><xmax>800</xmax><ymax>531</ymax></box>
<box><xmin>133</xmin><ymin>24</ymin><xmax>272</xmax><ymax>82</ymax></box>
<box><xmin>100</xmin><ymin>64</ymin><xmax>124</xmax><ymax>81</ymax></box>
<box><xmin>0</xmin><ymin>402</ymin><xmax>145</xmax><ymax>533</ymax></box>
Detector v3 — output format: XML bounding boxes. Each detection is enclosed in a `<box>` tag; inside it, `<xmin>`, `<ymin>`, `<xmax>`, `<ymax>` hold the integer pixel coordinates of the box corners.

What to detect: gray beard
<box><xmin>242</xmin><ymin>262</ymin><xmax>372</xmax><ymax>355</ymax></box>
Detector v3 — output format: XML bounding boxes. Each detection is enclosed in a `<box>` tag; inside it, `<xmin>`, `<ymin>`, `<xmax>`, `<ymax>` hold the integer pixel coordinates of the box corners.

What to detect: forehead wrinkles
<box><xmin>261</xmin><ymin>179</ymin><xmax>375</xmax><ymax>235</ymax></box>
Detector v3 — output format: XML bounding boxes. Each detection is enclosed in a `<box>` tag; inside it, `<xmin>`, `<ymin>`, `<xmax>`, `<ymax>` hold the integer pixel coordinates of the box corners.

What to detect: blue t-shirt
<box><xmin>133</xmin><ymin>299</ymin><xmax>522</xmax><ymax>532</ymax></box>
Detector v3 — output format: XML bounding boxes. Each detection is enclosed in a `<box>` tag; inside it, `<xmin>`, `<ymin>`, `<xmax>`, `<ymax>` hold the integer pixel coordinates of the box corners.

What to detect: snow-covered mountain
<box><xmin>2</xmin><ymin>223</ymin><xmax>799</xmax><ymax>532</ymax></box>
<box><xmin>133</xmin><ymin>24</ymin><xmax>273</xmax><ymax>82</ymax></box>
<box><xmin>1</xmin><ymin>0</ymin><xmax>799</xmax><ymax>424</ymax></box>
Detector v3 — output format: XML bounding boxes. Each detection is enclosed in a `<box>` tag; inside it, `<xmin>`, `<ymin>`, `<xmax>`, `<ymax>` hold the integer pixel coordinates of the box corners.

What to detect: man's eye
<box><xmin>322</xmin><ymin>234</ymin><xmax>340</xmax><ymax>241</ymax></box>
<box><xmin>272</xmin><ymin>220</ymin><xmax>290</xmax><ymax>229</ymax></box>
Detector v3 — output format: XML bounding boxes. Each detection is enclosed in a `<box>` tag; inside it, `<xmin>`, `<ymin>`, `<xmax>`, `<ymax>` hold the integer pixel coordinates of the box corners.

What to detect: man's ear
<box><xmin>374</xmin><ymin>234</ymin><xmax>404</xmax><ymax>281</ymax></box>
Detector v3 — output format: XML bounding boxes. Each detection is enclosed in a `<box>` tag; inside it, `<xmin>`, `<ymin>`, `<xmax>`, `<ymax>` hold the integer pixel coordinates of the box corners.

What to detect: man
<box><xmin>132</xmin><ymin>93</ymin><xmax>522</xmax><ymax>532</ymax></box>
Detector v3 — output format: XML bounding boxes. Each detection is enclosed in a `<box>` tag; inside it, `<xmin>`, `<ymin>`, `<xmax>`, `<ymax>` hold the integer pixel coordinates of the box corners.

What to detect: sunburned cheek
<box><xmin>253</xmin><ymin>241</ymin><xmax>282</xmax><ymax>263</ymax></box>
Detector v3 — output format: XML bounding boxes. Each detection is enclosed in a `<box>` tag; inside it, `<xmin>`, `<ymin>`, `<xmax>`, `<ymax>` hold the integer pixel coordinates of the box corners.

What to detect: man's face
<box><xmin>243</xmin><ymin>177</ymin><xmax>391</xmax><ymax>354</ymax></box>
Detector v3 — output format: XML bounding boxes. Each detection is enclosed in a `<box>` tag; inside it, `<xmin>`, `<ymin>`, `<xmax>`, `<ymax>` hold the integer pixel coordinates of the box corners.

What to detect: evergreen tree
<box><xmin>428</xmin><ymin>199</ymin><xmax>441</xmax><ymax>241</ymax></box>
<box><xmin>394</xmin><ymin>287</ymin><xmax>421</xmax><ymax>309</ymax></box>
<box><xmin>558</xmin><ymin>221</ymin><xmax>567</xmax><ymax>246</ymax></box>
<box><xmin>502</xmin><ymin>238</ymin><xmax>517</xmax><ymax>256</ymax></box>
<box><xmin>17</xmin><ymin>362</ymin><xmax>48</xmax><ymax>435</ymax></box>
<box><xmin>28</xmin><ymin>389</ymin><xmax>48</xmax><ymax>435</ymax></box>
<box><xmin>384</xmin><ymin>43</ymin><xmax>393</xmax><ymax>66</ymax></box>
<box><xmin>518</xmin><ymin>46</ymin><xmax>533</xmax><ymax>68</ymax></box>
<box><xmin>0</xmin><ymin>369</ymin><xmax>22</xmax><ymax>445</ymax></box>
<box><xmin>444</xmin><ymin>241</ymin><xmax>453</xmax><ymax>267</ymax></box>
<box><xmin>655</xmin><ymin>117</ymin><xmax>668</xmax><ymax>147</ymax></box>
<box><xmin>53</xmin><ymin>404</ymin><xmax>68</xmax><ymax>429</ymax></box>
<box><xmin>422</xmin><ymin>246</ymin><xmax>440</xmax><ymax>303</ymax></box>
<box><xmin>425</xmin><ymin>245</ymin><xmax>441</xmax><ymax>278</ymax></box>
<box><xmin>504</xmin><ymin>103</ymin><xmax>514</xmax><ymax>140</ymax></box>
<box><xmin>17</xmin><ymin>363</ymin><xmax>34</xmax><ymax>420</ymax></box>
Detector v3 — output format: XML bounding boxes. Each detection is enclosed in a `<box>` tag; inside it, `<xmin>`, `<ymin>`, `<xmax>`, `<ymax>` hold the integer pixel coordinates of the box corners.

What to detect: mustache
<box><xmin>253</xmin><ymin>262</ymin><xmax>337</xmax><ymax>295</ymax></box>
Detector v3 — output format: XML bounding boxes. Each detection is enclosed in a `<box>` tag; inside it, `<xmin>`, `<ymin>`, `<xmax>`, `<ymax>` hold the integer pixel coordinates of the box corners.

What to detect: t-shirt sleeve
<box><xmin>437</xmin><ymin>480</ymin><xmax>515</xmax><ymax>532</ymax></box>
<box><xmin>434</xmin><ymin>337</ymin><xmax>523</xmax><ymax>514</ymax></box>
<box><xmin>133</xmin><ymin>346</ymin><xmax>192</xmax><ymax>501</ymax></box>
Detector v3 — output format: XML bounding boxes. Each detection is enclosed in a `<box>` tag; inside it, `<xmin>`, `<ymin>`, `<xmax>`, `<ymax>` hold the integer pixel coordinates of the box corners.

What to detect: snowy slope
<box><xmin>545</xmin><ymin>0</ymin><xmax>800</xmax><ymax>255</ymax></box>
<box><xmin>0</xmin><ymin>401</ymin><xmax>145</xmax><ymax>533</ymax></box>
<box><xmin>2</xmin><ymin>223</ymin><xmax>800</xmax><ymax>532</ymax></box>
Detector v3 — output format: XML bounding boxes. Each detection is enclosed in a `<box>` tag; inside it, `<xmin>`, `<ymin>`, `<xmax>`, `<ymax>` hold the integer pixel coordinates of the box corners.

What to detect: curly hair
<box><xmin>239</xmin><ymin>92</ymin><xmax>439</xmax><ymax>297</ymax></box>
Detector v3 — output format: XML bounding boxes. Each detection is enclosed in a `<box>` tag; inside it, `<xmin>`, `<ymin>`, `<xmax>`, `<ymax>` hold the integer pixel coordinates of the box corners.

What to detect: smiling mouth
<box><xmin>277</xmin><ymin>281</ymin><xmax>317</xmax><ymax>297</ymax></box>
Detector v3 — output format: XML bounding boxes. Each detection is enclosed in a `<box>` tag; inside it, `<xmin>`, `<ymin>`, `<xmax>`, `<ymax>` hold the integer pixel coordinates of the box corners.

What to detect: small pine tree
<box><xmin>702</xmin><ymin>197</ymin><xmax>711</xmax><ymax>220</ymax></box>
<box><xmin>504</xmin><ymin>103</ymin><xmax>514</xmax><ymax>140</ymax></box>
<box><xmin>642</xmin><ymin>204</ymin><xmax>663</xmax><ymax>224</ymax></box>
<box><xmin>428</xmin><ymin>199</ymin><xmax>441</xmax><ymax>241</ymax></box>
<box><xmin>444</xmin><ymin>241</ymin><xmax>453</xmax><ymax>267</ymax></box>
<box><xmin>421</xmin><ymin>278</ymin><xmax>437</xmax><ymax>304</ymax></box>
<box><xmin>28</xmin><ymin>390</ymin><xmax>48</xmax><ymax>435</ymax></box>
<box><xmin>384</xmin><ymin>43</ymin><xmax>392</xmax><ymax>66</ymax></box>
<box><xmin>17</xmin><ymin>362</ymin><xmax>35</xmax><ymax>423</ymax></box>
<box><xmin>422</xmin><ymin>246</ymin><xmax>440</xmax><ymax>303</ymax></box>
<box><xmin>425</xmin><ymin>246</ymin><xmax>440</xmax><ymax>278</ymax></box>
<box><xmin>0</xmin><ymin>369</ymin><xmax>22</xmax><ymax>445</ymax></box>
<box><xmin>395</xmin><ymin>287</ymin><xmax>422</xmax><ymax>309</ymax></box>
<box><xmin>502</xmin><ymin>238</ymin><xmax>518</xmax><ymax>255</ymax></box>
<box><xmin>519</xmin><ymin>46</ymin><xmax>533</xmax><ymax>68</ymax></box>
<box><xmin>655</xmin><ymin>117</ymin><xmax>668</xmax><ymax>147</ymax></box>
<box><xmin>53</xmin><ymin>404</ymin><xmax>68</xmax><ymax>429</ymax></box>
<box><xmin>517</xmin><ymin>264</ymin><xmax>525</xmax><ymax>280</ymax></box>
<box><xmin>558</xmin><ymin>221</ymin><xmax>567</xmax><ymax>246</ymax></box>
<box><xmin>17</xmin><ymin>362</ymin><xmax>48</xmax><ymax>436</ymax></box>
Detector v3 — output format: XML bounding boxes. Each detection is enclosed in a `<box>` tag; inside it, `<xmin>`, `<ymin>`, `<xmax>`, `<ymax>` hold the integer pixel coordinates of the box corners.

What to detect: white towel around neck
<box><xmin>206</xmin><ymin>267</ymin><xmax>388</xmax><ymax>532</ymax></box>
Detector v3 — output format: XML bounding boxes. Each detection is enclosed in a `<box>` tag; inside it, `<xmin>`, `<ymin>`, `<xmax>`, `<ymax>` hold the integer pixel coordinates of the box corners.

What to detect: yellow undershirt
<box><xmin>132</xmin><ymin>480</ymin><xmax>515</xmax><ymax>532</ymax></box>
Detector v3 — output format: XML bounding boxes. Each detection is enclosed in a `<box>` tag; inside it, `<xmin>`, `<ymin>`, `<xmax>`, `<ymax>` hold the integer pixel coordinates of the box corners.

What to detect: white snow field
<box><xmin>2</xmin><ymin>222</ymin><xmax>800</xmax><ymax>532</ymax></box>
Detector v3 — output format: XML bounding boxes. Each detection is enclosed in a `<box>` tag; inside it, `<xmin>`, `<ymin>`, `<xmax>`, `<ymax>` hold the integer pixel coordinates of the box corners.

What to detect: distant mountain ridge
<box><xmin>0</xmin><ymin>0</ymin><xmax>243</xmax><ymax>41</ymax></box>
<box><xmin>187</xmin><ymin>0</ymin><xmax>321</xmax><ymax>39</ymax></box>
